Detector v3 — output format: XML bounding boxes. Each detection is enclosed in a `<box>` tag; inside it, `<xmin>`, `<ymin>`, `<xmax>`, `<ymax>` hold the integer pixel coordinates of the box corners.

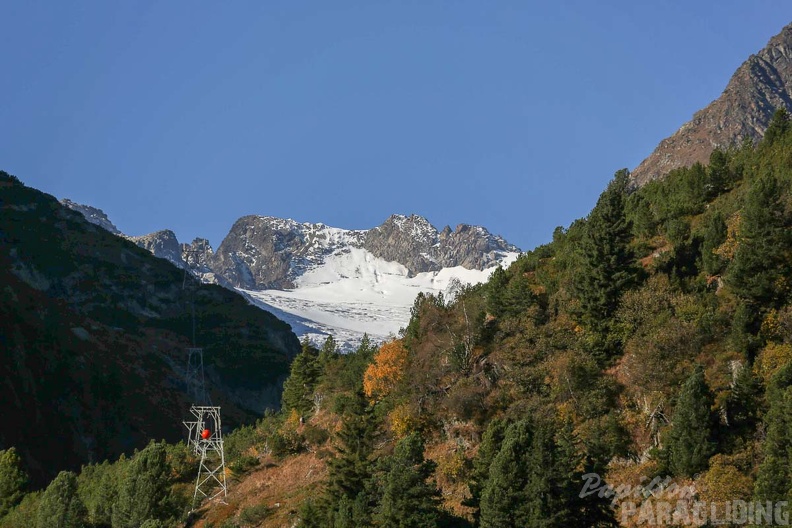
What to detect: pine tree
<box><xmin>403</xmin><ymin>293</ymin><xmax>426</xmax><ymax>348</ymax></box>
<box><xmin>479</xmin><ymin>421</ymin><xmax>533</xmax><ymax>528</ymax></box>
<box><xmin>486</xmin><ymin>266</ymin><xmax>508</xmax><ymax>317</ymax></box>
<box><xmin>77</xmin><ymin>458</ymin><xmax>125</xmax><ymax>527</ymax></box>
<box><xmin>707</xmin><ymin>149</ymin><xmax>731</xmax><ymax>196</ymax></box>
<box><xmin>322</xmin><ymin>391</ymin><xmax>378</xmax><ymax>524</ymax></box>
<box><xmin>726</xmin><ymin>362</ymin><xmax>760</xmax><ymax>434</ymax></box>
<box><xmin>0</xmin><ymin>447</ymin><xmax>28</xmax><ymax>519</ymax></box>
<box><xmin>754</xmin><ymin>363</ymin><xmax>792</xmax><ymax>502</ymax></box>
<box><xmin>520</xmin><ymin>420</ymin><xmax>567</xmax><ymax>526</ymax></box>
<box><xmin>504</xmin><ymin>272</ymin><xmax>536</xmax><ymax>317</ymax></box>
<box><xmin>111</xmin><ymin>442</ymin><xmax>172</xmax><ymax>528</ymax></box>
<box><xmin>762</xmin><ymin>107</ymin><xmax>791</xmax><ymax>147</ymax></box>
<box><xmin>282</xmin><ymin>337</ymin><xmax>321</xmax><ymax>416</ymax></box>
<box><xmin>700</xmin><ymin>211</ymin><xmax>727</xmax><ymax>276</ymax></box>
<box><xmin>465</xmin><ymin>418</ymin><xmax>507</xmax><ymax>516</ymax></box>
<box><xmin>666</xmin><ymin>366</ymin><xmax>716</xmax><ymax>478</ymax></box>
<box><xmin>36</xmin><ymin>471</ymin><xmax>87</xmax><ymax>528</ymax></box>
<box><xmin>318</xmin><ymin>335</ymin><xmax>338</xmax><ymax>369</ymax></box>
<box><xmin>297</xmin><ymin>498</ymin><xmax>324</xmax><ymax>528</ymax></box>
<box><xmin>374</xmin><ymin>433</ymin><xmax>441</xmax><ymax>527</ymax></box>
<box><xmin>727</xmin><ymin>173</ymin><xmax>792</xmax><ymax>308</ymax></box>
<box><xmin>575</xmin><ymin>170</ymin><xmax>638</xmax><ymax>362</ymax></box>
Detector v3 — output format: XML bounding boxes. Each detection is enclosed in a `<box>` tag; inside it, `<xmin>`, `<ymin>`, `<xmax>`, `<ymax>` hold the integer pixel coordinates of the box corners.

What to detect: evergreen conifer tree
<box><xmin>465</xmin><ymin>418</ymin><xmax>507</xmax><ymax>516</ymax></box>
<box><xmin>575</xmin><ymin>169</ymin><xmax>638</xmax><ymax>362</ymax></box>
<box><xmin>700</xmin><ymin>211</ymin><xmax>728</xmax><ymax>276</ymax></box>
<box><xmin>754</xmin><ymin>363</ymin><xmax>792</xmax><ymax>502</ymax></box>
<box><xmin>727</xmin><ymin>173</ymin><xmax>792</xmax><ymax>308</ymax></box>
<box><xmin>77</xmin><ymin>458</ymin><xmax>125</xmax><ymax>527</ymax></box>
<box><xmin>0</xmin><ymin>447</ymin><xmax>28</xmax><ymax>519</ymax></box>
<box><xmin>666</xmin><ymin>366</ymin><xmax>716</xmax><ymax>478</ymax></box>
<box><xmin>111</xmin><ymin>442</ymin><xmax>171</xmax><ymax>528</ymax></box>
<box><xmin>486</xmin><ymin>266</ymin><xmax>508</xmax><ymax>317</ymax></box>
<box><xmin>762</xmin><ymin>107</ymin><xmax>791</xmax><ymax>147</ymax></box>
<box><xmin>726</xmin><ymin>362</ymin><xmax>760</xmax><ymax>434</ymax></box>
<box><xmin>479</xmin><ymin>419</ymin><xmax>617</xmax><ymax>527</ymax></box>
<box><xmin>297</xmin><ymin>498</ymin><xmax>324</xmax><ymax>528</ymax></box>
<box><xmin>36</xmin><ymin>471</ymin><xmax>87</xmax><ymax>528</ymax></box>
<box><xmin>282</xmin><ymin>337</ymin><xmax>321</xmax><ymax>416</ymax></box>
<box><xmin>479</xmin><ymin>420</ymin><xmax>533</xmax><ymax>528</ymax></box>
<box><xmin>374</xmin><ymin>433</ymin><xmax>440</xmax><ymax>528</ymax></box>
<box><xmin>321</xmin><ymin>391</ymin><xmax>378</xmax><ymax>524</ymax></box>
<box><xmin>318</xmin><ymin>335</ymin><xmax>338</xmax><ymax>369</ymax></box>
<box><xmin>707</xmin><ymin>149</ymin><xmax>730</xmax><ymax>196</ymax></box>
<box><xmin>505</xmin><ymin>272</ymin><xmax>536</xmax><ymax>317</ymax></box>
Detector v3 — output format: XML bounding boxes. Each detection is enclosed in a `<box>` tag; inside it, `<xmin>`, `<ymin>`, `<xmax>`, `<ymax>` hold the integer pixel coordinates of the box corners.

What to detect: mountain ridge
<box><xmin>59</xmin><ymin>200</ymin><xmax>520</xmax><ymax>289</ymax></box>
<box><xmin>60</xmin><ymin>201</ymin><xmax>521</xmax><ymax>347</ymax></box>
<box><xmin>4</xmin><ymin>173</ymin><xmax>301</xmax><ymax>486</ymax></box>
<box><xmin>211</xmin><ymin>213</ymin><xmax>519</xmax><ymax>290</ymax></box>
<box><xmin>632</xmin><ymin>22</ymin><xmax>792</xmax><ymax>185</ymax></box>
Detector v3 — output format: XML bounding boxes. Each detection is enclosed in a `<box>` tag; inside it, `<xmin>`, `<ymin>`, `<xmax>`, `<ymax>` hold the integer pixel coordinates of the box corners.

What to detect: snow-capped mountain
<box><xmin>210</xmin><ymin>213</ymin><xmax>519</xmax><ymax>347</ymax></box>
<box><xmin>211</xmin><ymin>213</ymin><xmax>519</xmax><ymax>290</ymax></box>
<box><xmin>242</xmin><ymin>249</ymin><xmax>518</xmax><ymax>350</ymax></box>
<box><xmin>61</xmin><ymin>201</ymin><xmax>520</xmax><ymax>348</ymax></box>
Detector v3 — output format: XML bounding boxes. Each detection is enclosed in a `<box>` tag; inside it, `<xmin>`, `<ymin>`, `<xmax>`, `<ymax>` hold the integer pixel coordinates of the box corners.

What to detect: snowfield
<box><xmin>242</xmin><ymin>247</ymin><xmax>519</xmax><ymax>350</ymax></box>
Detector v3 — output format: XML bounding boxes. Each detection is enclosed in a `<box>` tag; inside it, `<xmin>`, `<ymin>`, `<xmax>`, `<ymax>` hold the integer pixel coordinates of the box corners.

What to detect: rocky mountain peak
<box><xmin>59</xmin><ymin>198</ymin><xmax>519</xmax><ymax>293</ymax></box>
<box><xmin>364</xmin><ymin>214</ymin><xmax>440</xmax><ymax>275</ymax></box>
<box><xmin>60</xmin><ymin>198</ymin><xmax>121</xmax><ymax>235</ymax></box>
<box><xmin>181</xmin><ymin>237</ymin><xmax>214</xmax><ymax>269</ymax></box>
<box><xmin>631</xmin><ymin>22</ymin><xmax>792</xmax><ymax>186</ymax></box>
<box><xmin>128</xmin><ymin>230</ymin><xmax>185</xmax><ymax>269</ymax></box>
<box><xmin>210</xmin><ymin>213</ymin><xmax>520</xmax><ymax>290</ymax></box>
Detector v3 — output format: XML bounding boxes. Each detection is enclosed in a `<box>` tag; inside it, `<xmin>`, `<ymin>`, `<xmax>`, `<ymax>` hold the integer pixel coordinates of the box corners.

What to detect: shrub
<box><xmin>229</xmin><ymin>456</ymin><xmax>260</xmax><ymax>475</ymax></box>
<box><xmin>238</xmin><ymin>503</ymin><xmax>272</xmax><ymax>524</ymax></box>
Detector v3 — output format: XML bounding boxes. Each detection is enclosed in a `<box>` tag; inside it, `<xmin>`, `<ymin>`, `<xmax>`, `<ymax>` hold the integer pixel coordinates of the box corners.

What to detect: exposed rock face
<box><xmin>60</xmin><ymin>199</ymin><xmax>121</xmax><ymax>234</ymax></box>
<box><xmin>210</xmin><ymin>213</ymin><xmax>520</xmax><ymax>290</ymax></box>
<box><xmin>59</xmin><ymin>201</ymin><xmax>519</xmax><ymax>292</ymax></box>
<box><xmin>128</xmin><ymin>230</ymin><xmax>186</xmax><ymax>268</ymax></box>
<box><xmin>61</xmin><ymin>199</ymin><xmax>192</xmax><ymax>270</ymax></box>
<box><xmin>210</xmin><ymin>216</ymin><xmax>367</xmax><ymax>289</ymax></box>
<box><xmin>632</xmin><ymin>23</ymin><xmax>792</xmax><ymax>186</ymax></box>
<box><xmin>363</xmin><ymin>214</ymin><xmax>439</xmax><ymax>274</ymax></box>
<box><xmin>363</xmin><ymin>214</ymin><xmax>520</xmax><ymax>274</ymax></box>
<box><xmin>181</xmin><ymin>237</ymin><xmax>214</xmax><ymax>271</ymax></box>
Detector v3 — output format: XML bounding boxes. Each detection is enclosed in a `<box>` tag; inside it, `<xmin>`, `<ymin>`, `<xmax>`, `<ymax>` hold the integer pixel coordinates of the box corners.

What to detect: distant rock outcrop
<box><xmin>632</xmin><ymin>23</ymin><xmax>792</xmax><ymax>186</ymax></box>
<box><xmin>60</xmin><ymin>198</ymin><xmax>121</xmax><ymax>234</ymax></box>
<box><xmin>128</xmin><ymin>230</ymin><xmax>186</xmax><ymax>268</ymax></box>
<box><xmin>209</xmin><ymin>214</ymin><xmax>520</xmax><ymax>290</ymax></box>
<box><xmin>58</xmin><ymin>198</ymin><xmax>519</xmax><ymax>292</ymax></box>
<box><xmin>363</xmin><ymin>214</ymin><xmax>520</xmax><ymax>275</ymax></box>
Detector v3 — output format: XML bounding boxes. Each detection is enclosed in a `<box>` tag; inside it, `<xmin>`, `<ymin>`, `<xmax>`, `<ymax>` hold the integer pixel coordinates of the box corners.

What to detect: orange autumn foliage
<box><xmin>363</xmin><ymin>339</ymin><xmax>408</xmax><ymax>401</ymax></box>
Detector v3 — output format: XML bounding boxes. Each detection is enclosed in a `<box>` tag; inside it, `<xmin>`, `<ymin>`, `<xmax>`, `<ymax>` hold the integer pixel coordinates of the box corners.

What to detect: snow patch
<box><xmin>242</xmin><ymin>250</ymin><xmax>519</xmax><ymax>349</ymax></box>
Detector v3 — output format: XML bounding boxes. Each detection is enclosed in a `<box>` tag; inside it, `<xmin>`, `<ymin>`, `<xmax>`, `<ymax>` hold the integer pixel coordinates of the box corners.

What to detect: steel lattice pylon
<box><xmin>185</xmin><ymin>347</ymin><xmax>208</xmax><ymax>404</ymax></box>
<box><xmin>183</xmin><ymin>405</ymin><xmax>227</xmax><ymax>508</ymax></box>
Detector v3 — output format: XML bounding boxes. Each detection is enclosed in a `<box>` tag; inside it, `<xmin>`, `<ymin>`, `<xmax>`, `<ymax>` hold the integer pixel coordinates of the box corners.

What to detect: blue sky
<box><xmin>2</xmin><ymin>2</ymin><xmax>791</xmax><ymax>252</ymax></box>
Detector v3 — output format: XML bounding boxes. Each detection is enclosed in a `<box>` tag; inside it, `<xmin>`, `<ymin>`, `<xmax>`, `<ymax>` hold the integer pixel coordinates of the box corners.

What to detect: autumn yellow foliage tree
<box><xmin>754</xmin><ymin>343</ymin><xmax>792</xmax><ymax>384</ymax></box>
<box><xmin>388</xmin><ymin>403</ymin><xmax>417</xmax><ymax>438</ymax></box>
<box><xmin>363</xmin><ymin>339</ymin><xmax>408</xmax><ymax>401</ymax></box>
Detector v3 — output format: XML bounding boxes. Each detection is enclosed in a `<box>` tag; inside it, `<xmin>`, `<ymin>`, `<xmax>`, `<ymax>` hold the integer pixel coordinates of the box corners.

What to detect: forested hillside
<box><xmin>211</xmin><ymin>109</ymin><xmax>792</xmax><ymax>527</ymax></box>
<box><xmin>0</xmin><ymin>173</ymin><xmax>300</xmax><ymax>490</ymax></box>
<box><xmin>3</xmin><ymin>110</ymin><xmax>792</xmax><ymax>527</ymax></box>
